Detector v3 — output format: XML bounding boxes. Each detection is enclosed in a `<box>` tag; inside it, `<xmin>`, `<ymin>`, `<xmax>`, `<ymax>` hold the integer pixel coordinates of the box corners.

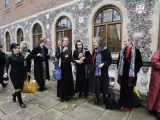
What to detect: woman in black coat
<box><xmin>20</xmin><ymin>41</ymin><xmax>31</xmax><ymax>79</ymax></box>
<box><xmin>56</xmin><ymin>37</ymin><xmax>74</xmax><ymax>102</ymax></box>
<box><xmin>30</xmin><ymin>37</ymin><xmax>50</xmax><ymax>91</ymax></box>
<box><xmin>89</xmin><ymin>37</ymin><xmax>112</xmax><ymax>104</ymax></box>
<box><xmin>4</xmin><ymin>43</ymin><xmax>30</xmax><ymax>108</ymax></box>
<box><xmin>73</xmin><ymin>40</ymin><xmax>91</xmax><ymax>98</ymax></box>
<box><xmin>117</xmin><ymin>39</ymin><xmax>142</xmax><ymax>112</ymax></box>
<box><xmin>0</xmin><ymin>45</ymin><xmax>8</xmax><ymax>88</ymax></box>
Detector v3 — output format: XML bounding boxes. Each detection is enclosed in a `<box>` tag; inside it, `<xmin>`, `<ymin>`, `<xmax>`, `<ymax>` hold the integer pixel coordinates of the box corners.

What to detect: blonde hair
<box><xmin>20</xmin><ymin>41</ymin><xmax>27</xmax><ymax>49</ymax></box>
<box><xmin>39</xmin><ymin>37</ymin><xmax>46</xmax><ymax>44</ymax></box>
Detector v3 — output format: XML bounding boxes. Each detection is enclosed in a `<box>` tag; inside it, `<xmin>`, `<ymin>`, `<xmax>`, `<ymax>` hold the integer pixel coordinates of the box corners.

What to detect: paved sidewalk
<box><xmin>0</xmin><ymin>80</ymin><xmax>157</xmax><ymax>120</ymax></box>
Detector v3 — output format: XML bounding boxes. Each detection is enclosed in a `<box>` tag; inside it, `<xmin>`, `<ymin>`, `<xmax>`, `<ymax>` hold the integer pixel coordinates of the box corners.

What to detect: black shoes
<box><xmin>12</xmin><ymin>93</ymin><xmax>16</xmax><ymax>102</ymax></box>
<box><xmin>2</xmin><ymin>83</ymin><xmax>8</xmax><ymax>88</ymax></box>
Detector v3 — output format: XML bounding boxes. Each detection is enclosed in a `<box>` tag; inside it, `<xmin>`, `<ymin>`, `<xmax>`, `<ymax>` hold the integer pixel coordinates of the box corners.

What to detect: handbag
<box><xmin>105</xmin><ymin>93</ymin><xmax>117</xmax><ymax>110</ymax></box>
<box><xmin>23</xmin><ymin>75</ymin><xmax>37</xmax><ymax>93</ymax></box>
<box><xmin>53</xmin><ymin>46</ymin><xmax>62</xmax><ymax>81</ymax></box>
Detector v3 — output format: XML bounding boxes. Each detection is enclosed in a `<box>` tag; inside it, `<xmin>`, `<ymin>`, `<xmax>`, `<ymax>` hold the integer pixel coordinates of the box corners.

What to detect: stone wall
<box><xmin>0</xmin><ymin>0</ymin><xmax>160</xmax><ymax>96</ymax></box>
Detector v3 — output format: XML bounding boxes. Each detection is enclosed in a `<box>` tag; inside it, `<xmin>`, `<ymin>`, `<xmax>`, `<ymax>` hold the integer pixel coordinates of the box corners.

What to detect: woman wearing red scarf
<box><xmin>117</xmin><ymin>39</ymin><xmax>142</xmax><ymax>112</ymax></box>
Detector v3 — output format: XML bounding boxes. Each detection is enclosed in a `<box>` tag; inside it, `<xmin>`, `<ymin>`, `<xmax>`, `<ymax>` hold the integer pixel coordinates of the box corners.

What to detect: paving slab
<box><xmin>0</xmin><ymin>101</ymin><xmax>20</xmax><ymax>114</ymax></box>
<box><xmin>31</xmin><ymin>94</ymin><xmax>60</xmax><ymax>110</ymax></box>
<box><xmin>127</xmin><ymin>107</ymin><xmax>157</xmax><ymax>120</ymax></box>
<box><xmin>54</xmin><ymin>98</ymin><xmax>85</xmax><ymax>114</ymax></box>
<box><xmin>61</xmin><ymin>102</ymin><xmax>105</xmax><ymax>120</ymax></box>
<box><xmin>31</xmin><ymin>108</ymin><xmax>65</xmax><ymax>120</ymax></box>
<box><xmin>1</xmin><ymin>104</ymin><xmax>45</xmax><ymax>120</ymax></box>
<box><xmin>97</xmin><ymin>109</ymin><xmax>129</xmax><ymax>120</ymax></box>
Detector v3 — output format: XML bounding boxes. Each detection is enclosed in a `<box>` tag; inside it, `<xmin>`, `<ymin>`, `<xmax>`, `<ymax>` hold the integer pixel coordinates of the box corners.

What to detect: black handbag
<box><xmin>105</xmin><ymin>93</ymin><xmax>116</xmax><ymax>110</ymax></box>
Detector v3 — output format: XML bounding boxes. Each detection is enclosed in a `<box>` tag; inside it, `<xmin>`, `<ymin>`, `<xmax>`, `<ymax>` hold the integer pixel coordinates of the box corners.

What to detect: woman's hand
<box><xmin>3</xmin><ymin>73</ymin><xmax>8</xmax><ymax>78</ymax></box>
<box><xmin>75</xmin><ymin>60</ymin><xmax>83</xmax><ymax>64</ymax></box>
<box><xmin>27</xmin><ymin>72</ymin><xmax>31</xmax><ymax>76</ymax></box>
<box><xmin>98</xmin><ymin>63</ymin><xmax>104</xmax><ymax>68</ymax></box>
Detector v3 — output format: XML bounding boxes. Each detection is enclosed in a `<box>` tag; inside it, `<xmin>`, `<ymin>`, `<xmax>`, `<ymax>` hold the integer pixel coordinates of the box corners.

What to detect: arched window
<box><xmin>56</xmin><ymin>16</ymin><xmax>72</xmax><ymax>51</ymax></box>
<box><xmin>32</xmin><ymin>23</ymin><xmax>43</xmax><ymax>47</ymax></box>
<box><xmin>17</xmin><ymin>28</ymin><xmax>24</xmax><ymax>44</ymax></box>
<box><xmin>5</xmin><ymin>31</ymin><xmax>10</xmax><ymax>52</ymax></box>
<box><xmin>94</xmin><ymin>6</ymin><xmax>122</xmax><ymax>53</ymax></box>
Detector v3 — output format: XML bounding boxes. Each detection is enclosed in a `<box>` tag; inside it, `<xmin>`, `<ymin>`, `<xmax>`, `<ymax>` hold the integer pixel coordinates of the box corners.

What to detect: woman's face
<box><xmin>93</xmin><ymin>39</ymin><xmax>99</xmax><ymax>48</ymax></box>
<box><xmin>123</xmin><ymin>40</ymin><xmax>131</xmax><ymax>47</ymax></box>
<box><xmin>63</xmin><ymin>38</ymin><xmax>69</xmax><ymax>46</ymax></box>
<box><xmin>13</xmin><ymin>46</ymin><xmax>20</xmax><ymax>54</ymax></box>
<box><xmin>77</xmin><ymin>42</ymin><xmax>83</xmax><ymax>49</ymax></box>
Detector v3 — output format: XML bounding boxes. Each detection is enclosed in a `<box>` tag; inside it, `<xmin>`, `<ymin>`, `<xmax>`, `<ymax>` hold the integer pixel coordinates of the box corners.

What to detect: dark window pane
<box><xmin>33</xmin><ymin>34</ymin><xmax>42</xmax><ymax>47</ymax></box>
<box><xmin>112</xmin><ymin>10</ymin><xmax>121</xmax><ymax>21</ymax></box>
<box><xmin>17</xmin><ymin>28</ymin><xmax>24</xmax><ymax>44</ymax></box>
<box><xmin>94</xmin><ymin>26</ymin><xmax>106</xmax><ymax>45</ymax></box>
<box><xmin>57</xmin><ymin>17</ymin><xmax>72</xmax><ymax>30</ymax></box>
<box><xmin>95</xmin><ymin>8</ymin><xmax>121</xmax><ymax>24</ymax></box>
<box><xmin>6</xmin><ymin>32</ymin><xmax>10</xmax><ymax>51</ymax></box>
<box><xmin>64</xmin><ymin>30</ymin><xmax>72</xmax><ymax>51</ymax></box>
<box><xmin>107</xmin><ymin>24</ymin><xmax>121</xmax><ymax>52</ymax></box>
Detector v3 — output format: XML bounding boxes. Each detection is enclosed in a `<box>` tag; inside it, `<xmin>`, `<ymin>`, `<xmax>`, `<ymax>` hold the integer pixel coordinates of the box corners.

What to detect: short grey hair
<box><xmin>93</xmin><ymin>37</ymin><xmax>103</xmax><ymax>45</ymax></box>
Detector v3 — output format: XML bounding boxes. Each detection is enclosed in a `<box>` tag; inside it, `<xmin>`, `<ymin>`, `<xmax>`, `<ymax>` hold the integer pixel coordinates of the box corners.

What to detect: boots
<box><xmin>94</xmin><ymin>95</ymin><xmax>99</xmax><ymax>104</ymax></box>
<box><xmin>16</xmin><ymin>91</ymin><xmax>26</xmax><ymax>108</ymax></box>
<box><xmin>12</xmin><ymin>92</ymin><xmax>16</xmax><ymax>102</ymax></box>
<box><xmin>103</xmin><ymin>94</ymin><xmax>107</xmax><ymax>104</ymax></box>
<box><xmin>0</xmin><ymin>81</ymin><xmax>8</xmax><ymax>88</ymax></box>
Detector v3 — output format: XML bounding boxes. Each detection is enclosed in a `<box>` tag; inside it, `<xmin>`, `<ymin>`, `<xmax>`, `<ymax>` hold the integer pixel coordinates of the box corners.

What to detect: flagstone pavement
<box><xmin>0</xmin><ymin>80</ymin><xmax>157</xmax><ymax>120</ymax></box>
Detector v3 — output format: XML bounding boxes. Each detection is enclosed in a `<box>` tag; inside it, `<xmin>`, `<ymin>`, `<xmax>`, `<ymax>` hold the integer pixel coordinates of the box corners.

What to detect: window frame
<box><xmin>17</xmin><ymin>28</ymin><xmax>24</xmax><ymax>44</ymax></box>
<box><xmin>5</xmin><ymin>31</ymin><xmax>10</xmax><ymax>52</ymax></box>
<box><xmin>32</xmin><ymin>23</ymin><xmax>43</xmax><ymax>48</ymax></box>
<box><xmin>93</xmin><ymin>6</ymin><xmax>123</xmax><ymax>54</ymax></box>
<box><xmin>56</xmin><ymin>16</ymin><xmax>72</xmax><ymax>51</ymax></box>
<box><xmin>4</xmin><ymin>0</ymin><xmax>10</xmax><ymax>10</ymax></box>
<box><xmin>15</xmin><ymin>0</ymin><xmax>22</xmax><ymax>4</ymax></box>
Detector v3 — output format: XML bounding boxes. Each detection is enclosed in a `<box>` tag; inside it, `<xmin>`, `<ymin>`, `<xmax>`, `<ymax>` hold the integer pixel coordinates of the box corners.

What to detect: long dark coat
<box><xmin>30</xmin><ymin>46</ymin><xmax>50</xmax><ymax>87</ymax></box>
<box><xmin>6</xmin><ymin>53</ymin><xmax>28</xmax><ymax>89</ymax></box>
<box><xmin>148</xmin><ymin>50</ymin><xmax>160</xmax><ymax>112</ymax></box>
<box><xmin>73</xmin><ymin>49</ymin><xmax>91</xmax><ymax>94</ymax></box>
<box><xmin>117</xmin><ymin>48</ymin><xmax>142</xmax><ymax>108</ymax></box>
<box><xmin>89</xmin><ymin>47</ymin><xmax>112</xmax><ymax>95</ymax></box>
<box><xmin>56</xmin><ymin>46</ymin><xmax>74</xmax><ymax>99</ymax></box>
<box><xmin>0</xmin><ymin>51</ymin><xmax>6</xmax><ymax>82</ymax></box>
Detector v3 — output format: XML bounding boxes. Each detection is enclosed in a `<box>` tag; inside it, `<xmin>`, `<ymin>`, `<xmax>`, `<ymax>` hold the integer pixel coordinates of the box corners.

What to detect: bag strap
<box><xmin>59</xmin><ymin>46</ymin><xmax>62</xmax><ymax>67</ymax></box>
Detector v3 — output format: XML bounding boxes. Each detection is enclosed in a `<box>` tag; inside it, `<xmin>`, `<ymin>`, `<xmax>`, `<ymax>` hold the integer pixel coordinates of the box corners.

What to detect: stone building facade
<box><xmin>0</xmin><ymin>0</ymin><xmax>160</xmax><ymax>97</ymax></box>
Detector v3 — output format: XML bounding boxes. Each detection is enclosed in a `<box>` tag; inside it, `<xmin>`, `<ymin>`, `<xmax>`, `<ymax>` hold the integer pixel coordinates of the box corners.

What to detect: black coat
<box><xmin>30</xmin><ymin>46</ymin><xmax>50</xmax><ymax>82</ymax></box>
<box><xmin>117</xmin><ymin>47</ymin><xmax>142</xmax><ymax>108</ymax></box>
<box><xmin>73</xmin><ymin>48</ymin><xmax>91</xmax><ymax>94</ymax></box>
<box><xmin>88</xmin><ymin>47</ymin><xmax>112</xmax><ymax>95</ymax></box>
<box><xmin>0</xmin><ymin>51</ymin><xmax>6</xmax><ymax>81</ymax></box>
<box><xmin>56</xmin><ymin>46</ymin><xmax>74</xmax><ymax>99</ymax></box>
<box><xmin>6</xmin><ymin>53</ymin><xmax>28</xmax><ymax>89</ymax></box>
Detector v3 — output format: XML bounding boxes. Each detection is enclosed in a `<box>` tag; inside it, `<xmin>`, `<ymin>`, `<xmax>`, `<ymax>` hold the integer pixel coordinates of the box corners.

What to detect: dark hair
<box><xmin>75</xmin><ymin>40</ymin><xmax>83</xmax><ymax>50</ymax></box>
<box><xmin>11</xmin><ymin>43</ymin><xmax>19</xmax><ymax>50</ymax></box>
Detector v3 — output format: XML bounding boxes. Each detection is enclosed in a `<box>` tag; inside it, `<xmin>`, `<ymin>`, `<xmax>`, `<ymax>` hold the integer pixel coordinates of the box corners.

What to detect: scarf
<box><xmin>94</xmin><ymin>46</ymin><xmax>106</xmax><ymax>76</ymax></box>
<box><xmin>21</xmin><ymin>47</ymin><xmax>28</xmax><ymax>57</ymax></box>
<box><xmin>118</xmin><ymin>45</ymin><xmax>136</xmax><ymax>77</ymax></box>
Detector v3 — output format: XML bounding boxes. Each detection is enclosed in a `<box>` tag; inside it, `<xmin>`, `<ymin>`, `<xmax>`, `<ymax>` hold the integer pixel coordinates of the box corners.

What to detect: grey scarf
<box><xmin>118</xmin><ymin>45</ymin><xmax>136</xmax><ymax>77</ymax></box>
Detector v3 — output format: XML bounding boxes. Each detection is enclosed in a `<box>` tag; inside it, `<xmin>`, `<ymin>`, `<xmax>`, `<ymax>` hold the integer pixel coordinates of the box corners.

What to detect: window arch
<box><xmin>56</xmin><ymin>16</ymin><xmax>72</xmax><ymax>51</ymax></box>
<box><xmin>5</xmin><ymin>31</ymin><xmax>10</xmax><ymax>52</ymax></box>
<box><xmin>32</xmin><ymin>23</ymin><xmax>43</xmax><ymax>47</ymax></box>
<box><xmin>17</xmin><ymin>28</ymin><xmax>24</xmax><ymax>44</ymax></box>
<box><xmin>94</xmin><ymin>6</ymin><xmax>122</xmax><ymax>53</ymax></box>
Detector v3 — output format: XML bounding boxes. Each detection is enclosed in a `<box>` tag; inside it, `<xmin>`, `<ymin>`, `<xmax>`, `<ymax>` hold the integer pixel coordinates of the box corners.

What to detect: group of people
<box><xmin>0</xmin><ymin>36</ymin><xmax>159</xmax><ymax>119</ymax></box>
